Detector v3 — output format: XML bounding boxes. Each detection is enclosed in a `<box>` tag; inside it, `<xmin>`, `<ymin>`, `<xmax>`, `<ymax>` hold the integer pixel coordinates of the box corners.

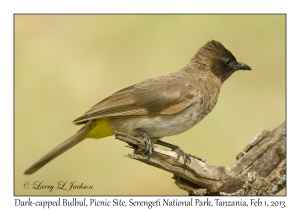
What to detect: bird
<box><xmin>24</xmin><ymin>40</ymin><xmax>251</xmax><ymax>175</ymax></box>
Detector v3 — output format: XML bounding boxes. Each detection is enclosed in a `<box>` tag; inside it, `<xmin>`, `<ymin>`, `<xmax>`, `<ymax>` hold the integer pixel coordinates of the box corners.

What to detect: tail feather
<box><xmin>24</xmin><ymin>121</ymin><xmax>93</xmax><ymax>175</ymax></box>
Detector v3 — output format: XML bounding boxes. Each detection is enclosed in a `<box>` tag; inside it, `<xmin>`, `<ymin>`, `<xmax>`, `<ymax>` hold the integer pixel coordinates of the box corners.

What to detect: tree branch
<box><xmin>115</xmin><ymin>121</ymin><xmax>286</xmax><ymax>195</ymax></box>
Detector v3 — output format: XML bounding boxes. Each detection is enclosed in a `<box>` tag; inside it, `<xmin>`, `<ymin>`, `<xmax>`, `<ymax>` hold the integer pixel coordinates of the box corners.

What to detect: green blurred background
<box><xmin>15</xmin><ymin>15</ymin><xmax>285</xmax><ymax>195</ymax></box>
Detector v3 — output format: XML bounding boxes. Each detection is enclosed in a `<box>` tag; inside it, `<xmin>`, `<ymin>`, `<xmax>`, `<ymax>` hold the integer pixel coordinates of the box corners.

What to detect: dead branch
<box><xmin>115</xmin><ymin>121</ymin><xmax>286</xmax><ymax>195</ymax></box>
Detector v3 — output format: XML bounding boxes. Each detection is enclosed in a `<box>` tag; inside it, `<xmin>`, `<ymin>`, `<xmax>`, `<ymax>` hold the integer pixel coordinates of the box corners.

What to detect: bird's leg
<box><xmin>156</xmin><ymin>139</ymin><xmax>191</xmax><ymax>168</ymax></box>
<box><xmin>134</xmin><ymin>128</ymin><xmax>154</xmax><ymax>158</ymax></box>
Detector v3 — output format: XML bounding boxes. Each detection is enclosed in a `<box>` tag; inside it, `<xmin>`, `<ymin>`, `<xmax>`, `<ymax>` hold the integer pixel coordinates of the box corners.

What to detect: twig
<box><xmin>115</xmin><ymin>122</ymin><xmax>286</xmax><ymax>195</ymax></box>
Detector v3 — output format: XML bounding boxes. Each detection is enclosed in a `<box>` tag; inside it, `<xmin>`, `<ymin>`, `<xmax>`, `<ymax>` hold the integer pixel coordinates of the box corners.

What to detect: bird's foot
<box><xmin>156</xmin><ymin>139</ymin><xmax>191</xmax><ymax>169</ymax></box>
<box><xmin>134</xmin><ymin>128</ymin><xmax>154</xmax><ymax>158</ymax></box>
<box><xmin>170</xmin><ymin>145</ymin><xmax>191</xmax><ymax>169</ymax></box>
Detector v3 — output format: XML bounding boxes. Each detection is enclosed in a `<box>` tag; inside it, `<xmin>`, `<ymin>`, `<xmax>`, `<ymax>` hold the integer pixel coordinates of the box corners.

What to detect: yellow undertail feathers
<box><xmin>83</xmin><ymin>118</ymin><xmax>115</xmax><ymax>139</ymax></box>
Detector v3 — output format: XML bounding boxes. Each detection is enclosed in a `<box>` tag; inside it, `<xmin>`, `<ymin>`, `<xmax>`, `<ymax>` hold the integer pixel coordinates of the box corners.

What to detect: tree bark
<box><xmin>115</xmin><ymin>121</ymin><xmax>286</xmax><ymax>196</ymax></box>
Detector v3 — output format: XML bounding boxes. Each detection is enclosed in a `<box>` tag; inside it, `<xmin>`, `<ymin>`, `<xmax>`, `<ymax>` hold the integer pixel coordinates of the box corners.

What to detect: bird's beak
<box><xmin>234</xmin><ymin>62</ymin><xmax>251</xmax><ymax>71</ymax></box>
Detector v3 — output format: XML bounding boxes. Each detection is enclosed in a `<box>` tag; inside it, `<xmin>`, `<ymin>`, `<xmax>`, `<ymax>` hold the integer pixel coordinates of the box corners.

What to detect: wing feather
<box><xmin>73</xmin><ymin>71</ymin><xmax>200</xmax><ymax>124</ymax></box>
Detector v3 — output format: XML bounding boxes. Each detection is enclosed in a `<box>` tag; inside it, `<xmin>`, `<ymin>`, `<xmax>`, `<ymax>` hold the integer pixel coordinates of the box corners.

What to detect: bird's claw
<box><xmin>171</xmin><ymin>145</ymin><xmax>191</xmax><ymax>169</ymax></box>
<box><xmin>135</xmin><ymin>128</ymin><xmax>153</xmax><ymax>158</ymax></box>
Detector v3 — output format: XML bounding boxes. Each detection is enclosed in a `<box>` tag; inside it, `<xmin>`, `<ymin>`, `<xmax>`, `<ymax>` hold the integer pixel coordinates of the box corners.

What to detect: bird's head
<box><xmin>192</xmin><ymin>40</ymin><xmax>251</xmax><ymax>82</ymax></box>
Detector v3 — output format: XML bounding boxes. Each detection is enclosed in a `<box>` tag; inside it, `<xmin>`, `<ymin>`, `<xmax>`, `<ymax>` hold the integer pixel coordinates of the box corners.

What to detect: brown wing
<box><xmin>73</xmin><ymin>71</ymin><xmax>200</xmax><ymax>125</ymax></box>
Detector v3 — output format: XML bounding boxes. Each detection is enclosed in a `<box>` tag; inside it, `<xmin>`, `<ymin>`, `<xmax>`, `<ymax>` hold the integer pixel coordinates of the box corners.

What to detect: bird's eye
<box><xmin>225</xmin><ymin>58</ymin><xmax>231</xmax><ymax>65</ymax></box>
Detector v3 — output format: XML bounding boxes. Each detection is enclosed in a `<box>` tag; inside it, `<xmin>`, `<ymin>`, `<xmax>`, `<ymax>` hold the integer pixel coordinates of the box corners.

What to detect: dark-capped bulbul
<box><xmin>24</xmin><ymin>40</ymin><xmax>251</xmax><ymax>175</ymax></box>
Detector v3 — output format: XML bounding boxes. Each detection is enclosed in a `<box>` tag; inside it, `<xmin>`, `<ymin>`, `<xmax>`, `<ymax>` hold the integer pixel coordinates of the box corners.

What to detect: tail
<box><xmin>24</xmin><ymin>121</ymin><xmax>93</xmax><ymax>175</ymax></box>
